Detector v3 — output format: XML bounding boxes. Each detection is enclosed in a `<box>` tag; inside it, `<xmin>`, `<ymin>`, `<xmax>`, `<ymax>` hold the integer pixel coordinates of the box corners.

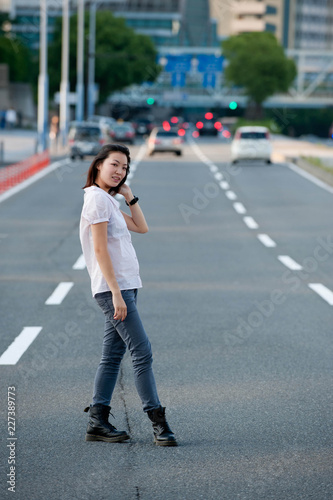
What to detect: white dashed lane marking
<box><xmin>225</xmin><ymin>190</ymin><xmax>237</xmax><ymax>200</ymax></box>
<box><xmin>73</xmin><ymin>254</ymin><xmax>86</xmax><ymax>270</ymax></box>
<box><xmin>0</xmin><ymin>327</ymin><xmax>43</xmax><ymax>365</ymax></box>
<box><xmin>243</xmin><ymin>216</ymin><xmax>259</xmax><ymax>229</ymax></box>
<box><xmin>257</xmin><ymin>234</ymin><xmax>277</xmax><ymax>248</ymax></box>
<box><xmin>45</xmin><ymin>282</ymin><xmax>74</xmax><ymax>305</ymax></box>
<box><xmin>219</xmin><ymin>181</ymin><xmax>230</xmax><ymax>190</ymax></box>
<box><xmin>278</xmin><ymin>255</ymin><xmax>303</xmax><ymax>271</ymax></box>
<box><xmin>233</xmin><ymin>202</ymin><xmax>247</xmax><ymax>214</ymax></box>
<box><xmin>308</xmin><ymin>284</ymin><xmax>333</xmax><ymax>306</ymax></box>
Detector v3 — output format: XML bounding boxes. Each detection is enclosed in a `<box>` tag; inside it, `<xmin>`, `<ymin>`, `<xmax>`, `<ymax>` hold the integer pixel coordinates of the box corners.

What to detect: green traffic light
<box><xmin>147</xmin><ymin>98</ymin><xmax>155</xmax><ymax>105</ymax></box>
<box><xmin>229</xmin><ymin>101</ymin><xmax>238</xmax><ymax>110</ymax></box>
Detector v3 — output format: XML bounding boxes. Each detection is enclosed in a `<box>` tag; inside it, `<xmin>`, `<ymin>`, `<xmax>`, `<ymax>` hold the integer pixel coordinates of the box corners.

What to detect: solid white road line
<box><xmin>243</xmin><ymin>216</ymin><xmax>259</xmax><ymax>229</ymax></box>
<box><xmin>0</xmin><ymin>158</ymin><xmax>71</xmax><ymax>204</ymax></box>
<box><xmin>45</xmin><ymin>282</ymin><xmax>74</xmax><ymax>305</ymax></box>
<box><xmin>308</xmin><ymin>283</ymin><xmax>333</xmax><ymax>306</ymax></box>
<box><xmin>73</xmin><ymin>254</ymin><xmax>86</xmax><ymax>270</ymax></box>
<box><xmin>233</xmin><ymin>202</ymin><xmax>246</xmax><ymax>214</ymax></box>
<box><xmin>287</xmin><ymin>162</ymin><xmax>333</xmax><ymax>196</ymax></box>
<box><xmin>0</xmin><ymin>327</ymin><xmax>43</xmax><ymax>365</ymax></box>
<box><xmin>257</xmin><ymin>233</ymin><xmax>277</xmax><ymax>248</ymax></box>
<box><xmin>219</xmin><ymin>181</ymin><xmax>230</xmax><ymax>190</ymax></box>
<box><xmin>278</xmin><ymin>255</ymin><xmax>303</xmax><ymax>271</ymax></box>
<box><xmin>225</xmin><ymin>190</ymin><xmax>237</xmax><ymax>200</ymax></box>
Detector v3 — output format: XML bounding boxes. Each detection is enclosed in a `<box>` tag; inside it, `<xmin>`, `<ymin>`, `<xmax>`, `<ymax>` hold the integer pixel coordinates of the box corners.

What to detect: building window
<box><xmin>266</xmin><ymin>5</ymin><xmax>277</xmax><ymax>15</ymax></box>
<box><xmin>265</xmin><ymin>23</ymin><xmax>276</xmax><ymax>33</ymax></box>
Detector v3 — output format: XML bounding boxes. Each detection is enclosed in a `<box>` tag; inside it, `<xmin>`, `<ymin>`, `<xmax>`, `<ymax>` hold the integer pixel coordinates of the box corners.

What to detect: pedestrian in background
<box><xmin>80</xmin><ymin>143</ymin><xmax>177</xmax><ymax>446</ymax></box>
<box><xmin>6</xmin><ymin>107</ymin><xmax>17</xmax><ymax>129</ymax></box>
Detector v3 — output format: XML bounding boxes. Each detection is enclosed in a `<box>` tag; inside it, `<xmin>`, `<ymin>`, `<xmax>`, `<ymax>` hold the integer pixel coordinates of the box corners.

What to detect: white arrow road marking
<box><xmin>278</xmin><ymin>255</ymin><xmax>303</xmax><ymax>271</ymax></box>
<box><xmin>243</xmin><ymin>216</ymin><xmax>259</xmax><ymax>229</ymax></box>
<box><xmin>308</xmin><ymin>284</ymin><xmax>333</xmax><ymax>305</ymax></box>
<box><xmin>45</xmin><ymin>282</ymin><xmax>74</xmax><ymax>305</ymax></box>
<box><xmin>73</xmin><ymin>254</ymin><xmax>86</xmax><ymax>270</ymax></box>
<box><xmin>257</xmin><ymin>234</ymin><xmax>277</xmax><ymax>248</ymax></box>
<box><xmin>0</xmin><ymin>327</ymin><xmax>43</xmax><ymax>365</ymax></box>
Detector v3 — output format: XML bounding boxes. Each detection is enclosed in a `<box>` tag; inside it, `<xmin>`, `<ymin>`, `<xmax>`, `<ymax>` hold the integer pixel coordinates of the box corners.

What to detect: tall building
<box><xmin>210</xmin><ymin>0</ymin><xmax>333</xmax><ymax>50</ymax></box>
<box><xmin>285</xmin><ymin>0</ymin><xmax>333</xmax><ymax>50</ymax></box>
<box><xmin>210</xmin><ymin>0</ymin><xmax>285</xmax><ymax>44</ymax></box>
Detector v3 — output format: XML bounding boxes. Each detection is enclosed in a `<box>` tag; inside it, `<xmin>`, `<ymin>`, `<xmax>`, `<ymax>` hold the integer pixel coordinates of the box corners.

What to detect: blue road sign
<box><xmin>202</xmin><ymin>72</ymin><xmax>216</xmax><ymax>88</ymax></box>
<box><xmin>172</xmin><ymin>72</ymin><xmax>186</xmax><ymax>88</ymax></box>
<box><xmin>197</xmin><ymin>55</ymin><xmax>223</xmax><ymax>73</ymax></box>
<box><xmin>165</xmin><ymin>55</ymin><xmax>192</xmax><ymax>73</ymax></box>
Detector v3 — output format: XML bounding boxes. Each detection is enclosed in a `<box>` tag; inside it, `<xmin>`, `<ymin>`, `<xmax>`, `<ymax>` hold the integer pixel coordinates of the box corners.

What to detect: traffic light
<box><xmin>229</xmin><ymin>101</ymin><xmax>238</xmax><ymax>110</ymax></box>
<box><xmin>147</xmin><ymin>98</ymin><xmax>155</xmax><ymax>105</ymax></box>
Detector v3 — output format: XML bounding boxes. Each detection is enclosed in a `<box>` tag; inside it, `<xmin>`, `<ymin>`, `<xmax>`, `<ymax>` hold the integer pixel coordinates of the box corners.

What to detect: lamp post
<box><xmin>76</xmin><ymin>0</ymin><xmax>85</xmax><ymax>121</ymax></box>
<box><xmin>87</xmin><ymin>0</ymin><xmax>96</xmax><ymax>119</ymax></box>
<box><xmin>37</xmin><ymin>0</ymin><xmax>48</xmax><ymax>152</ymax></box>
<box><xmin>59</xmin><ymin>0</ymin><xmax>70</xmax><ymax>146</ymax></box>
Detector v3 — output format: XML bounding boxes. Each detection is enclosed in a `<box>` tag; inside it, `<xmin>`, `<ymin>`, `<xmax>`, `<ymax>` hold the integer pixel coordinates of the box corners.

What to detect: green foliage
<box><xmin>0</xmin><ymin>35</ymin><xmax>35</xmax><ymax>82</ymax></box>
<box><xmin>222</xmin><ymin>32</ymin><xmax>297</xmax><ymax>105</ymax></box>
<box><xmin>48</xmin><ymin>11</ymin><xmax>161</xmax><ymax>103</ymax></box>
<box><xmin>234</xmin><ymin>118</ymin><xmax>282</xmax><ymax>134</ymax></box>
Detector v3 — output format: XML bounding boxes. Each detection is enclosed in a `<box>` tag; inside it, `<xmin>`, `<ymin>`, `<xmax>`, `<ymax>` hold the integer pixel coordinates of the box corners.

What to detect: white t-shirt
<box><xmin>80</xmin><ymin>186</ymin><xmax>142</xmax><ymax>297</ymax></box>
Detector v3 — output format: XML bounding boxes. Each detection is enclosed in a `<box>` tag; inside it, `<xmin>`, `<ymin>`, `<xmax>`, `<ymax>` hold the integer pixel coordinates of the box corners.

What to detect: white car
<box><xmin>147</xmin><ymin>128</ymin><xmax>183</xmax><ymax>156</ymax></box>
<box><xmin>231</xmin><ymin>126</ymin><xmax>272</xmax><ymax>163</ymax></box>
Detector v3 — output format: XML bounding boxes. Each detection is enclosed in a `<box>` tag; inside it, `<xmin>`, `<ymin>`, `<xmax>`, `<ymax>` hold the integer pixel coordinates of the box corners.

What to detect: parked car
<box><xmin>147</xmin><ymin>128</ymin><xmax>183</xmax><ymax>156</ymax></box>
<box><xmin>68</xmin><ymin>121</ymin><xmax>110</xmax><ymax>160</ymax></box>
<box><xmin>231</xmin><ymin>126</ymin><xmax>272</xmax><ymax>163</ymax></box>
<box><xmin>110</xmin><ymin>122</ymin><xmax>136</xmax><ymax>144</ymax></box>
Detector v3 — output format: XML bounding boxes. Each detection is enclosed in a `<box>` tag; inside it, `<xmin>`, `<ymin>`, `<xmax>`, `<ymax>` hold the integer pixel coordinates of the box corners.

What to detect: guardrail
<box><xmin>0</xmin><ymin>151</ymin><xmax>50</xmax><ymax>194</ymax></box>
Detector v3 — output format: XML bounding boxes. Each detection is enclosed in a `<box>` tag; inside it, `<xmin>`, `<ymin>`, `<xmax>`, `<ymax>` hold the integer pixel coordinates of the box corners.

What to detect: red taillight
<box><xmin>178</xmin><ymin>129</ymin><xmax>186</xmax><ymax>137</ymax></box>
<box><xmin>235</xmin><ymin>130</ymin><xmax>241</xmax><ymax>140</ymax></box>
<box><xmin>69</xmin><ymin>139</ymin><xmax>74</xmax><ymax>145</ymax></box>
<box><xmin>163</xmin><ymin>121</ymin><xmax>171</xmax><ymax>131</ymax></box>
<box><xmin>99</xmin><ymin>139</ymin><xmax>105</xmax><ymax>145</ymax></box>
<box><xmin>265</xmin><ymin>131</ymin><xmax>270</xmax><ymax>139</ymax></box>
<box><xmin>214</xmin><ymin>122</ymin><xmax>222</xmax><ymax>130</ymax></box>
<box><xmin>125</xmin><ymin>132</ymin><xmax>134</xmax><ymax>138</ymax></box>
<box><xmin>173</xmin><ymin>138</ymin><xmax>183</xmax><ymax>145</ymax></box>
<box><xmin>196</xmin><ymin>121</ymin><xmax>204</xmax><ymax>129</ymax></box>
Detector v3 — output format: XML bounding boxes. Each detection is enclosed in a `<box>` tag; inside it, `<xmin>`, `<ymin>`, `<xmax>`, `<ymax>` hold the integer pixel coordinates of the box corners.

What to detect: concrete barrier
<box><xmin>0</xmin><ymin>151</ymin><xmax>50</xmax><ymax>194</ymax></box>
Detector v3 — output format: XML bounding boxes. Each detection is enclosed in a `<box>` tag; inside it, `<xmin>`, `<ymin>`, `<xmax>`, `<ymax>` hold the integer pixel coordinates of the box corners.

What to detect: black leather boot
<box><xmin>84</xmin><ymin>404</ymin><xmax>130</xmax><ymax>442</ymax></box>
<box><xmin>147</xmin><ymin>406</ymin><xmax>177</xmax><ymax>446</ymax></box>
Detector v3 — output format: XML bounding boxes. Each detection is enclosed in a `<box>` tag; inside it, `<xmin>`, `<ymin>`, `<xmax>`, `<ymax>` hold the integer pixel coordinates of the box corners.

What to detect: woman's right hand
<box><xmin>112</xmin><ymin>292</ymin><xmax>127</xmax><ymax>321</ymax></box>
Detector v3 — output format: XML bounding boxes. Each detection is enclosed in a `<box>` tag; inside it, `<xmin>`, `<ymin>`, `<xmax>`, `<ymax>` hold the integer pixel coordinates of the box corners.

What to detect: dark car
<box><xmin>68</xmin><ymin>122</ymin><xmax>110</xmax><ymax>160</ymax></box>
<box><xmin>110</xmin><ymin>122</ymin><xmax>136</xmax><ymax>144</ymax></box>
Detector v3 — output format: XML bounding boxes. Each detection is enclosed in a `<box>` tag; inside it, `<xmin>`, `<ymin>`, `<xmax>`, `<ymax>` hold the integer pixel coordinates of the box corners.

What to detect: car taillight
<box><xmin>68</xmin><ymin>139</ymin><xmax>74</xmax><ymax>145</ymax></box>
<box><xmin>235</xmin><ymin>131</ymin><xmax>241</xmax><ymax>139</ymax></box>
<box><xmin>154</xmin><ymin>139</ymin><xmax>161</xmax><ymax>144</ymax></box>
<box><xmin>99</xmin><ymin>139</ymin><xmax>105</xmax><ymax>145</ymax></box>
<box><xmin>265</xmin><ymin>131</ymin><xmax>270</xmax><ymax>139</ymax></box>
<box><xmin>125</xmin><ymin>132</ymin><xmax>134</xmax><ymax>137</ymax></box>
<box><xmin>173</xmin><ymin>138</ymin><xmax>183</xmax><ymax>144</ymax></box>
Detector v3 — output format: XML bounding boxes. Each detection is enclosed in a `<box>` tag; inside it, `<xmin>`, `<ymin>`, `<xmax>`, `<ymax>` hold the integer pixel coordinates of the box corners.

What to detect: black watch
<box><xmin>125</xmin><ymin>196</ymin><xmax>139</xmax><ymax>206</ymax></box>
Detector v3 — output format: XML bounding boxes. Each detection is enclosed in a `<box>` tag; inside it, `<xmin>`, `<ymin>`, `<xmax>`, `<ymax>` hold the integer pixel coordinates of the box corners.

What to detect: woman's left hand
<box><xmin>118</xmin><ymin>183</ymin><xmax>133</xmax><ymax>202</ymax></box>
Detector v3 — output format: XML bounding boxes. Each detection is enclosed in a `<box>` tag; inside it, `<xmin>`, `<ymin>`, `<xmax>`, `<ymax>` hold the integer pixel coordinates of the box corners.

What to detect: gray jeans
<box><xmin>93</xmin><ymin>289</ymin><xmax>161</xmax><ymax>412</ymax></box>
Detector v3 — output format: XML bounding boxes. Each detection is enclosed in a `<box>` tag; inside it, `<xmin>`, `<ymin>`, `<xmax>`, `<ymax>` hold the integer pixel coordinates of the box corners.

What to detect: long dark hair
<box><xmin>83</xmin><ymin>144</ymin><xmax>131</xmax><ymax>194</ymax></box>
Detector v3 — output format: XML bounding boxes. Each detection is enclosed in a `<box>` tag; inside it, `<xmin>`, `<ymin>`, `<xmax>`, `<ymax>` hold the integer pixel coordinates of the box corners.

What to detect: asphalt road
<box><xmin>0</xmin><ymin>138</ymin><xmax>332</xmax><ymax>500</ymax></box>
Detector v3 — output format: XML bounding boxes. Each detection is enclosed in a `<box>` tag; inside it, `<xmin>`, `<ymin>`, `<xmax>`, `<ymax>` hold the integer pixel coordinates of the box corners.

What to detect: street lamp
<box><xmin>76</xmin><ymin>0</ymin><xmax>85</xmax><ymax>122</ymax></box>
<box><xmin>87</xmin><ymin>1</ymin><xmax>96</xmax><ymax>119</ymax></box>
<box><xmin>59</xmin><ymin>0</ymin><xmax>70</xmax><ymax>147</ymax></box>
<box><xmin>37</xmin><ymin>0</ymin><xmax>48</xmax><ymax>152</ymax></box>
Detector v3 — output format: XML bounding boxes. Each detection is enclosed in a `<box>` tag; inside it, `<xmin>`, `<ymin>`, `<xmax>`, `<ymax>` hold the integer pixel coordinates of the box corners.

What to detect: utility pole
<box><xmin>37</xmin><ymin>0</ymin><xmax>48</xmax><ymax>152</ymax></box>
<box><xmin>76</xmin><ymin>0</ymin><xmax>85</xmax><ymax>121</ymax></box>
<box><xmin>59</xmin><ymin>0</ymin><xmax>70</xmax><ymax>146</ymax></box>
<box><xmin>87</xmin><ymin>1</ymin><xmax>96</xmax><ymax>119</ymax></box>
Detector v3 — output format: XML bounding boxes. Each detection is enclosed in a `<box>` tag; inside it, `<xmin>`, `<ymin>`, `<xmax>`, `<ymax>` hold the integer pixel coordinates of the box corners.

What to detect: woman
<box><xmin>80</xmin><ymin>144</ymin><xmax>177</xmax><ymax>446</ymax></box>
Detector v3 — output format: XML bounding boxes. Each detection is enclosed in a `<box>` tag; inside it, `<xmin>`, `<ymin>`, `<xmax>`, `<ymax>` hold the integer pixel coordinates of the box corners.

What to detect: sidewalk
<box><xmin>0</xmin><ymin>129</ymin><xmax>68</xmax><ymax>167</ymax></box>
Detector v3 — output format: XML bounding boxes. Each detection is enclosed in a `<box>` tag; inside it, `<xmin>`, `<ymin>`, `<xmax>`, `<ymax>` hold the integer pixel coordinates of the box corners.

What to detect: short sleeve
<box><xmin>82</xmin><ymin>191</ymin><xmax>112</xmax><ymax>225</ymax></box>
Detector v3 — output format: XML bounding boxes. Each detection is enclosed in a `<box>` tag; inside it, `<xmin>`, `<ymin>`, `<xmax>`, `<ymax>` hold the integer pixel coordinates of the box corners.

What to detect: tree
<box><xmin>48</xmin><ymin>11</ymin><xmax>161</xmax><ymax>104</ymax></box>
<box><xmin>222</xmin><ymin>32</ymin><xmax>297</xmax><ymax>118</ymax></box>
<box><xmin>0</xmin><ymin>35</ymin><xmax>35</xmax><ymax>83</ymax></box>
